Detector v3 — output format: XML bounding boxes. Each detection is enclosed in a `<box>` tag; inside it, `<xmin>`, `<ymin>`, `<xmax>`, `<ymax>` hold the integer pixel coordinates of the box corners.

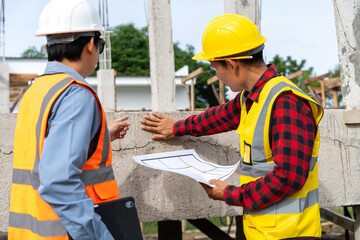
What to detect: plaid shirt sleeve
<box><xmin>173</xmin><ymin>93</ymin><xmax>242</xmax><ymax>136</ymax></box>
<box><xmin>224</xmin><ymin>92</ymin><xmax>316</xmax><ymax>210</ymax></box>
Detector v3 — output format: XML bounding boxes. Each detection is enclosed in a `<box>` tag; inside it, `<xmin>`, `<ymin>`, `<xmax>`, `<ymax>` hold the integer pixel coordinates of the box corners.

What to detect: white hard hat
<box><xmin>36</xmin><ymin>0</ymin><xmax>104</xmax><ymax>37</ymax></box>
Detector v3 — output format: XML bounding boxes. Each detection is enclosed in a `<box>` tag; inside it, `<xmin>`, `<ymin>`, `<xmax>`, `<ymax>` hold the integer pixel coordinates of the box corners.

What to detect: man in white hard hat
<box><xmin>8</xmin><ymin>0</ymin><xmax>130</xmax><ymax>239</ymax></box>
<box><xmin>140</xmin><ymin>14</ymin><xmax>324</xmax><ymax>239</ymax></box>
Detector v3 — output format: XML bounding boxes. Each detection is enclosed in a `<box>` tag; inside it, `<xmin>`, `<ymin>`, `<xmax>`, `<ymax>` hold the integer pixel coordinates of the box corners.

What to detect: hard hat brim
<box><xmin>192</xmin><ymin>51</ymin><xmax>206</xmax><ymax>61</ymax></box>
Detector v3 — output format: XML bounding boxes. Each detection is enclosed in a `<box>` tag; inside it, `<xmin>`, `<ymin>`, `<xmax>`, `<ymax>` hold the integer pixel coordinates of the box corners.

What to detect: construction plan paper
<box><xmin>132</xmin><ymin>149</ymin><xmax>240</xmax><ymax>187</ymax></box>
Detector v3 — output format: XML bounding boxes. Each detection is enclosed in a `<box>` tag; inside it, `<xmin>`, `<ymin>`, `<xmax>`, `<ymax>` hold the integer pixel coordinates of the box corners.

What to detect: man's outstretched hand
<box><xmin>140</xmin><ymin>112</ymin><xmax>176</xmax><ymax>140</ymax></box>
<box><xmin>200</xmin><ymin>179</ymin><xmax>228</xmax><ymax>201</ymax></box>
<box><xmin>108</xmin><ymin>115</ymin><xmax>131</xmax><ymax>141</ymax></box>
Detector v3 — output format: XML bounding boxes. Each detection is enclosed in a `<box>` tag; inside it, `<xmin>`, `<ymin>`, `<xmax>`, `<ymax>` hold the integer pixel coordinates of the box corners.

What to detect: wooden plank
<box><xmin>219</xmin><ymin>80</ymin><xmax>225</xmax><ymax>104</ymax></box>
<box><xmin>285</xmin><ymin>70</ymin><xmax>303</xmax><ymax>80</ymax></box>
<box><xmin>10</xmin><ymin>73</ymin><xmax>38</xmax><ymax>87</ymax></box>
<box><xmin>320</xmin><ymin>207</ymin><xmax>355</xmax><ymax>232</ymax></box>
<box><xmin>190</xmin><ymin>79</ymin><xmax>195</xmax><ymax>111</ymax></box>
<box><xmin>302</xmin><ymin>72</ymin><xmax>332</xmax><ymax>85</ymax></box>
<box><xmin>207</xmin><ymin>75</ymin><xmax>219</xmax><ymax>85</ymax></box>
<box><xmin>333</xmin><ymin>91</ymin><xmax>339</xmax><ymax>108</ymax></box>
<box><xmin>320</xmin><ymin>81</ymin><xmax>326</xmax><ymax>108</ymax></box>
<box><xmin>210</xmin><ymin>83</ymin><xmax>221</xmax><ymax>105</ymax></box>
<box><xmin>187</xmin><ymin>218</ymin><xmax>234</xmax><ymax>240</ymax></box>
<box><xmin>324</xmin><ymin>77</ymin><xmax>341</xmax><ymax>85</ymax></box>
<box><xmin>10</xmin><ymin>87</ymin><xmax>26</xmax><ymax>113</ymax></box>
<box><xmin>181</xmin><ymin>67</ymin><xmax>203</xmax><ymax>83</ymax></box>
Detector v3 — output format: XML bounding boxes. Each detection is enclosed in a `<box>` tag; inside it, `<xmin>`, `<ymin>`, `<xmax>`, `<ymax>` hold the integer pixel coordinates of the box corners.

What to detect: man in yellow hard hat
<box><xmin>8</xmin><ymin>0</ymin><xmax>131</xmax><ymax>239</ymax></box>
<box><xmin>140</xmin><ymin>14</ymin><xmax>323</xmax><ymax>240</ymax></box>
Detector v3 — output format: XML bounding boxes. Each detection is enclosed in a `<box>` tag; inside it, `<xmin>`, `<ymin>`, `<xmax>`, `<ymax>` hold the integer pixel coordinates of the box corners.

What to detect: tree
<box><xmin>269</xmin><ymin>54</ymin><xmax>314</xmax><ymax>91</ymax></box>
<box><xmin>110</xmin><ymin>24</ymin><xmax>219</xmax><ymax>107</ymax></box>
<box><xmin>21</xmin><ymin>45</ymin><xmax>47</xmax><ymax>58</ymax></box>
<box><xmin>110</xmin><ymin>24</ymin><xmax>150</xmax><ymax>75</ymax></box>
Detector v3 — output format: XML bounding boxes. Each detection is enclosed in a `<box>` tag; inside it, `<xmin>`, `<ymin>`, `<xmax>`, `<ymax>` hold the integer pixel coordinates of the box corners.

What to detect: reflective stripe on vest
<box><xmin>237</xmin><ymin>76</ymin><xmax>323</xmax><ymax>240</ymax></box>
<box><xmin>9</xmin><ymin>74</ymin><xmax>118</xmax><ymax>239</ymax></box>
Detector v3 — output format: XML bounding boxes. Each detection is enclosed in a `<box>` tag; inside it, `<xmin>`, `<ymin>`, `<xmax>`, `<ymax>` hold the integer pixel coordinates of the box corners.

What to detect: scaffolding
<box><xmin>98</xmin><ymin>0</ymin><xmax>112</xmax><ymax>70</ymax></box>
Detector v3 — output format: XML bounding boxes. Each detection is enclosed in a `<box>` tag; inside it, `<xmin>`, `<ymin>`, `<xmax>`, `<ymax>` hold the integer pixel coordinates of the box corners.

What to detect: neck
<box><xmin>242</xmin><ymin>63</ymin><xmax>268</xmax><ymax>91</ymax></box>
<box><xmin>57</xmin><ymin>59</ymin><xmax>88</xmax><ymax>78</ymax></box>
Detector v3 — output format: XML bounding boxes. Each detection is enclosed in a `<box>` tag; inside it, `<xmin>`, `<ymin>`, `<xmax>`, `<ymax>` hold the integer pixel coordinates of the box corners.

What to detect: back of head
<box><xmin>193</xmin><ymin>14</ymin><xmax>266</xmax><ymax>63</ymax></box>
<box><xmin>37</xmin><ymin>0</ymin><xmax>104</xmax><ymax>62</ymax></box>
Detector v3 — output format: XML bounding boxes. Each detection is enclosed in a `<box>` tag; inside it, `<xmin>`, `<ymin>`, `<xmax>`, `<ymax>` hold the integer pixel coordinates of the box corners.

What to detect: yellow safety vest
<box><xmin>8</xmin><ymin>73</ymin><xmax>119</xmax><ymax>239</ymax></box>
<box><xmin>236</xmin><ymin>76</ymin><xmax>323</xmax><ymax>240</ymax></box>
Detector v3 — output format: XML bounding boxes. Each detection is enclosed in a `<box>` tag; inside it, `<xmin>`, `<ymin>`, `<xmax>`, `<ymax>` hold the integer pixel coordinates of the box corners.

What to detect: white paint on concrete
<box><xmin>97</xmin><ymin>69</ymin><xmax>116</xmax><ymax>112</ymax></box>
<box><xmin>147</xmin><ymin>0</ymin><xmax>176</xmax><ymax>111</ymax></box>
<box><xmin>332</xmin><ymin>0</ymin><xmax>360</xmax><ymax>109</ymax></box>
<box><xmin>0</xmin><ymin>63</ymin><xmax>9</xmax><ymax>113</ymax></box>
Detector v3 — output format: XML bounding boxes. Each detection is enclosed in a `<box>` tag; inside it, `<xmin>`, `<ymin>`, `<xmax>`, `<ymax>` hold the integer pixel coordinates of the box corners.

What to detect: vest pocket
<box><xmin>86</xmin><ymin>180</ymin><xmax>120</xmax><ymax>204</ymax></box>
<box><xmin>245</xmin><ymin>212</ymin><xmax>276</xmax><ymax>227</ymax></box>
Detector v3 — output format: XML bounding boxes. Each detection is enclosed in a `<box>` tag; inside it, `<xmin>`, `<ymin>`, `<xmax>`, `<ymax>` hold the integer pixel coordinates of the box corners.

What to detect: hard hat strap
<box><xmin>46</xmin><ymin>32</ymin><xmax>101</xmax><ymax>46</ymax></box>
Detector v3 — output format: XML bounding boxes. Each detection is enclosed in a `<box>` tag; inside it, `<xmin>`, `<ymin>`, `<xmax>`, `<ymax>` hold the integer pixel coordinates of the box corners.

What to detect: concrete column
<box><xmin>97</xmin><ymin>69</ymin><xmax>116</xmax><ymax>112</ymax></box>
<box><xmin>147</xmin><ymin>0</ymin><xmax>176</xmax><ymax>111</ymax></box>
<box><xmin>0</xmin><ymin>63</ymin><xmax>9</xmax><ymax>113</ymax></box>
<box><xmin>224</xmin><ymin>0</ymin><xmax>260</xmax><ymax>100</ymax></box>
<box><xmin>332</xmin><ymin>0</ymin><xmax>360</xmax><ymax>109</ymax></box>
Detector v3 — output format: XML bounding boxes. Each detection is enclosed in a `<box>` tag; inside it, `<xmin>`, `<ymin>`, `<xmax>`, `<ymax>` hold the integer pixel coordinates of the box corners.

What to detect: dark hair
<box><xmin>47</xmin><ymin>36</ymin><xmax>101</xmax><ymax>62</ymax></box>
<box><xmin>219</xmin><ymin>50</ymin><xmax>264</xmax><ymax>67</ymax></box>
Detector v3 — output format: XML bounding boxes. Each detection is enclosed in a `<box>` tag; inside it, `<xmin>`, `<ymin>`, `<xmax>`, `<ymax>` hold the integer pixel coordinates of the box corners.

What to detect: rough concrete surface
<box><xmin>0</xmin><ymin>110</ymin><xmax>360</xmax><ymax>231</ymax></box>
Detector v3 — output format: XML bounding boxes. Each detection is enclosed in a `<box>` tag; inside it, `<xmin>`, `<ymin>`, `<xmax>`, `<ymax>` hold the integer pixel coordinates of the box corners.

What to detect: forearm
<box><xmin>174</xmin><ymin>94</ymin><xmax>241</xmax><ymax>136</ymax></box>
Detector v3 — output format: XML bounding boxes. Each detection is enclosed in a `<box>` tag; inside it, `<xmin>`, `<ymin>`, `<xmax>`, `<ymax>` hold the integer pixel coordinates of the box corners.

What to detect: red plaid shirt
<box><xmin>173</xmin><ymin>64</ymin><xmax>316</xmax><ymax>211</ymax></box>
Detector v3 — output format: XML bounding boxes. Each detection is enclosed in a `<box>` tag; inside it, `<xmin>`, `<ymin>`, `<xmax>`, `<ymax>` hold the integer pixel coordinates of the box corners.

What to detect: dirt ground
<box><xmin>144</xmin><ymin>222</ymin><xmax>354</xmax><ymax>240</ymax></box>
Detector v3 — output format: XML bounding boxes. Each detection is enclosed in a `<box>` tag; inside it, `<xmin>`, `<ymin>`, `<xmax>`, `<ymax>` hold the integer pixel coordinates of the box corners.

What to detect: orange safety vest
<box><xmin>8</xmin><ymin>73</ymin><xmax>119</xmax><ymax>239</ymax></box>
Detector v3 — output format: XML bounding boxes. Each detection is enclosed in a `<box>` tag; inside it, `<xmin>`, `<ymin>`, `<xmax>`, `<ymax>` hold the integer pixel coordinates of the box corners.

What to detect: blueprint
<box><xmin>132</xmin><ymin>149</ymin><xmax>240</xmax><ymax>187</ymax></box>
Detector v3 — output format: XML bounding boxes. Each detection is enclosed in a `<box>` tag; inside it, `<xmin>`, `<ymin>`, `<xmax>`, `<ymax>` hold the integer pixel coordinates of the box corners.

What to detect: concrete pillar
<box><xmin>332</xmin><ymin>0</ymin><xmax>360</xmax><ymax>109</ymax></box>
<box><xmin>224</xmin><ymin>0</ymin><xmax>260</xmax><ymax>100</ymax></box>
<box><xmin>147</xmin><ymin>0</ymin><xmax>176</xmax><ymax>111</ymax></box>
<box><xmin>97</xmin><ymin>69</ymin><xmax>116</xmax><ymax>112</ymax></box>
<box><xmin>0</xmin><ymin>63</ymin><xmax>9</xmax><ymax>113</ymax></box>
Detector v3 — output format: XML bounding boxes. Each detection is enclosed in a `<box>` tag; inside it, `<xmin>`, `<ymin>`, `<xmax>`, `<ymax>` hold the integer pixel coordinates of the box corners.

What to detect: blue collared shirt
<box><xmin>37</xmin><ymin>62</ymin><xmax>114</xmax><ymax>240</ymax></box>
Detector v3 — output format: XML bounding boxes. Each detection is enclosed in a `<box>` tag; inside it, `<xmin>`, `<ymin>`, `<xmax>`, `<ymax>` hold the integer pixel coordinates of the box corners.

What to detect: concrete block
<box><xmin>0</xmin><ymin>63</ymin><xmax>9</xmax><ymax>113</ymax></box>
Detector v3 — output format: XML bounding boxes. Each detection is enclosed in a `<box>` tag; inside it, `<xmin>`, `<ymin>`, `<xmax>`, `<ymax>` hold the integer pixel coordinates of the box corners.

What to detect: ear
<box><xmin>85</xmin><ymin>37</ymin><xmax>95</xmax><ymax>54</ymax></box>
<box><xmin>226</xmin><ymin>59</ymin><xmax>238</xmax><ymax>72</ymax></box>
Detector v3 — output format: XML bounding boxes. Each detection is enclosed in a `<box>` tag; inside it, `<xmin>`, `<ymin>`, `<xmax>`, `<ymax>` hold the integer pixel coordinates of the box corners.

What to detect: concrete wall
<box><xmin>0</xmin><ymin>110</ymin><xmax>359</xmax><ymax>231</ymax></box>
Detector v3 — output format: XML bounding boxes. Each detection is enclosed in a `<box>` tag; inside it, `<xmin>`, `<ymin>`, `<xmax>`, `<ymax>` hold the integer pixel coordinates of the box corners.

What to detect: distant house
<box><xmin>7</xmin><ymin>58</ymin><xmax>191</xmax><ymax>112</ymax></box>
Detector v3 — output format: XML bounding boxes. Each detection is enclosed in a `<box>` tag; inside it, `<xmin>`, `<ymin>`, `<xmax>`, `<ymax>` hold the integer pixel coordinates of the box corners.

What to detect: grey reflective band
<box><xmin>241</xmin><ymin>80</ymin><xmax>315</xmax><ymax>176</ymax></box>
<box><xmin>310</xmin><ymin>157</ymin><xmax>317</xmax><ymax>171</ymax></box>
<box><xmin>32</xmin><ymin>77</ymin><xmax>74</xmax><ymax>190</ymax></box>
<box><xmin>240</xmin><ymin>161</ymin><xmax>276</xmax><ymax>178</ymax></box>
<box><xmin>81</xmin><ymin>165</ymin><xmax>115</xmax><ymax>186</ymax></box>
<box><xmin>12</xmin><ymin>169</ymin><xmax>32</xmax><ymax>185</ymax></box>
<box><xmin>9</xmin><ymin>212</ymin><xmax>67</xmax><ymax>237</ymax></box>
<box><xmin>100</xmin><ymin>125</ymin><xmax>110</xmax><ymax>166</ymax></box>
<box><xmin>244</xmin><ymin>188</ymin><xmax>319</xmax><ymax>215</ymax></box>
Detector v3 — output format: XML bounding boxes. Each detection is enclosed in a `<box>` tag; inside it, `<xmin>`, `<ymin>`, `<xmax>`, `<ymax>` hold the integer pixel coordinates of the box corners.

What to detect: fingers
<box><xmin>151</xmin><ymin>112</ymin><xmax>165</xmax><ymax>119</ymax></box>
<box><xmin>140</xmin><ymin>118</ymin><xmax>160</xmax><ymax>127</ymax></box>
<box><xmin>113</xmin><ymin>115</ymin><xmax>129</xmax><ymax>122</ymax></box>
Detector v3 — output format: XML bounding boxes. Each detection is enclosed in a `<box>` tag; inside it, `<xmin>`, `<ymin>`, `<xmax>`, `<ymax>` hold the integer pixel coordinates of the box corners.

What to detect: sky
<box><xmin>4</xmin><ymin>0</ymin><xmax>339</xmax><ymax>75</ymax></box>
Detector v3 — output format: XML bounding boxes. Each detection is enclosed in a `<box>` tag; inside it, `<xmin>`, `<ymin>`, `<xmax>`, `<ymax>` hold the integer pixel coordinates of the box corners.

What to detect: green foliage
<box><xmin>110</xmin><ymin>24</ymin><xmax>150</xmax><ymax>75</ymax></box>
<box><xmin>269</xmin><ymin>54</ymin><xmax>314</xmax><ymax>92</ymax></box>
<box><xmin>330</xmin><ymin>64</ymin><xmax>340</xmax><ymax>77</ymax></box>
<box><xmin>21</xmin><ymin>45</ymin><xmax>47</xmax><ymax>58</ymax></box>
<box><xmin>110</xmin><ymin>24</ymin><xmax>219</xmax><ymax>107</ymax></box>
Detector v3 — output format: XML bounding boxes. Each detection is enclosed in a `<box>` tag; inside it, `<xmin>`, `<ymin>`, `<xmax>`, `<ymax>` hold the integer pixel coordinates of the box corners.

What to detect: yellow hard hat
<box><xmin>193</xmin><ymin>14</ymin><xmax>266</xmax><ymax>61</ymax></box>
